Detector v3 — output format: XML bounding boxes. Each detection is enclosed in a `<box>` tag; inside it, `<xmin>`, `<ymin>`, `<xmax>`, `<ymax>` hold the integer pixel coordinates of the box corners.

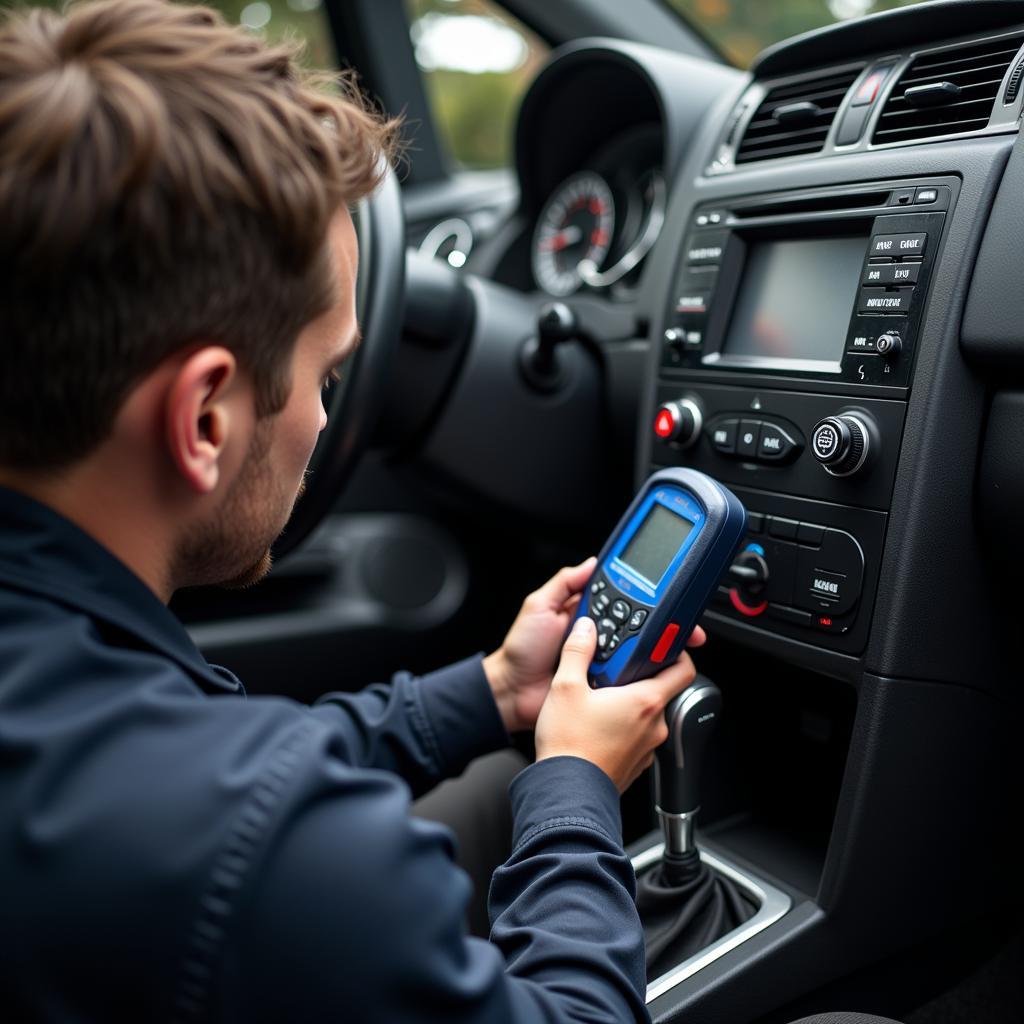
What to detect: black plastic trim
<box><xmin>752</xmin><ymin>0</ymin><xmax>1024</xmax><ymax>78</ymax></box>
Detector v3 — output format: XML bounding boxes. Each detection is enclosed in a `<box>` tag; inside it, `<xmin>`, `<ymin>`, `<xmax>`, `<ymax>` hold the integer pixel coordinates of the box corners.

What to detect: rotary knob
<box><xmin>653</xmin><ymin>399</ymin><xmax>703</xmax><ymax>448</ymax></box>
<box><xmin>875</xmin><ymin>331</ymin><xmax>902</xmax><ymax>359</ymax></box>
<box><xmin>810</xmin><ymin>413</ymin><xmax>874</xmax><ymax>477</ymax></box>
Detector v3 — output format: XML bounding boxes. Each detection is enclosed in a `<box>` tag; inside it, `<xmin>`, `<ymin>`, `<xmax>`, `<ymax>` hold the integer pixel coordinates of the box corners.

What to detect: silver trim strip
<box><xmin>631</xmin><ymin>842</ymin><xmax>792</xmax><ymax>1004</ymax></box>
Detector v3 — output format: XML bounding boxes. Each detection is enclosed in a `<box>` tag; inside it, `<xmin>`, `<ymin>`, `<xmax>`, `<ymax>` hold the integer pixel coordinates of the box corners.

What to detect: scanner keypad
<box><xmin>588</xmin><ymin>573</ymin><xmax>649</xmax><ymax>662</ymax></box>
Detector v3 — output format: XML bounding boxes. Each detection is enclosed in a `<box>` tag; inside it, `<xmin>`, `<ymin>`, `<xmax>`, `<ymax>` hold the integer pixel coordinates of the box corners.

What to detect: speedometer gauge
<box><xmin>532</xmin><ymin>171</ymin><xmax>615</xmax><ymax>297</ymax></box>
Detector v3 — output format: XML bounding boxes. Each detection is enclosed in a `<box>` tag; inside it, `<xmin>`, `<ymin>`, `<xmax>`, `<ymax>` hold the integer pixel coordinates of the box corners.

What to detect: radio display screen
<box><xmin>718</xmin><ymin>236</ymin><xmax>866</xmax><ymax>368</ymax></box>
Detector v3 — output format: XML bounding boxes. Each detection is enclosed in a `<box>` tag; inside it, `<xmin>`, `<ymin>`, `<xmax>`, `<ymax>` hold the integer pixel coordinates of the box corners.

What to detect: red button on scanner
<box><xmin>651</xmin><ymin>623</ymin><xmax>680</xmax><ymax>664</ymax></box>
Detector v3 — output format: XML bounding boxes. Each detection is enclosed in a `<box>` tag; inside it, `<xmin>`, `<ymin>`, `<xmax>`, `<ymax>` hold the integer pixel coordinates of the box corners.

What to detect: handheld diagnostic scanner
<box><xmin>573</xmin><ymin>468</ymin><xmax>746</xmax><ymax>687</ymax></box>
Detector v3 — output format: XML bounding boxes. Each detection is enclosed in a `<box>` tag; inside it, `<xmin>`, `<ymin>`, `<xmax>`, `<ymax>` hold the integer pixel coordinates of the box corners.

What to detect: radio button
<box><xmin>793</xmin><ymin>530</ymin><xmax>864</xmax><ymax>616</ymax></box>
<box><xmin>676</xmin><ymin>293</ymin><xmax>710</xmax><ymax>314</ymax></box>
<box><xmin>610</xmin><ymin>599</ymin><xmax>631</xmax><ymax>623</ymax></box>
<box><xmin>757</xmin><ymin>422</ymin><xmax>799</xmax><ymax>462</ymax></box>
<box><xmin>890</xmin><ymin>262</ymin><xmax>920</xmax><ymax>284</ymax></box>
<box><xmin>858</xmin><ymin>288</ymin><xmax>913</xmax><ymax>313</ymax></box>
<box><xmin>685</xmin><ymin>231</ymin><xmax>727</xmax><ymax>266</ymax></box>
<box><xmin>870</xmin><ymin>232</ymin><xmax>927</xmax><ymax>257</ymax></box>
<box><xmin>847</xmin><ymin>333</ymin><xmax>875</xmax><ymax>352</ymax></box>
<box><xmin>709</xmin><ymin>418</ymin><xmax>738</xmax><ymax>454</ymax></box>
<box><xmin>737</xmin><ymin>419</ymin><xmax>760</xmax><ymax>457</ymax></box>
<box><xmin>803</xmin><ymin>569</ymin><xmax>845</xmax><ymax>605</ymax></box>
<box><xmin>797</xmin><ymin>522</ymin><xmax>826</xmax><ymax>546</ymax></box>
<box><xmin>768</xmin><ymin>517</ymin><xmax>799</xmax><ymax>541</ymax></box>
<box><xmin>862</xmin><ymin>262</ymin><xmax>920</xmax><ymax>286</ymax></box>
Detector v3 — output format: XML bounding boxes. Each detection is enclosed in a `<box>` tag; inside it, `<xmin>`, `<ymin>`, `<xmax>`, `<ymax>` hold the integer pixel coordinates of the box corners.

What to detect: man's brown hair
<box><xmin>0</xmin><ymin>0</ymin><xmax>397</xmax><ymax>470</ymax></box>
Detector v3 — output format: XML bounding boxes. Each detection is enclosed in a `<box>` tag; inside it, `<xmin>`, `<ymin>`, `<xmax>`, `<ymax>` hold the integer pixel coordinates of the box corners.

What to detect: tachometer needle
<box><xmin>541</xmin><ymin>225</ymin><xmax>584</xmax><ymax>251</ymax></box>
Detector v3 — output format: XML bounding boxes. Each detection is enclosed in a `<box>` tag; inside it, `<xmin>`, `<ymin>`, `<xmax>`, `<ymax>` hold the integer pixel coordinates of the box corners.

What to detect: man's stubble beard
<box><xmin>172</xmin><ymin>417</ymin><xmax>306</xmax><ymax>591</ymax></box>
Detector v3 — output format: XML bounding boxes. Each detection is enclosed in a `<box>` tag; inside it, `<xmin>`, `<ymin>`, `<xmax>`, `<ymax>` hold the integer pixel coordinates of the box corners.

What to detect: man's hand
<box><xmin>483</xmin><ymin>557</ymin><xmax>706</xmax><ymax>735</ymax></box>
<box><xmin>534</xmin><ymin>617</ymin><xmax>699</xmax><ymax>793</ymax></box>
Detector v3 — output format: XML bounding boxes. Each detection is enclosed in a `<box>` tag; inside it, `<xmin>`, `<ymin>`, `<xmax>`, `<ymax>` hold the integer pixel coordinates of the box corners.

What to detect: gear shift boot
<box><xmin>638</xmin><ymin>849</ymin><xmax>759</xmax><ymax>978</ymax></box>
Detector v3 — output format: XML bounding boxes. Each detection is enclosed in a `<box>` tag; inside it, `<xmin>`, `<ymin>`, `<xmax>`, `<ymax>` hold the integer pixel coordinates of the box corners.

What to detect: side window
<box><xmin>0</xmin><ymin>1</ymin><xmax>336</xmax><ymax>67</ymax></box>
<box><xmin>406</xmin><ymin>0</ymin><xmax>549</xmax><ymax>170</ymax></box>
<box><xmin>212</xmin><ymin>0</ymin><xmax>336</xmax><ymax>68</ymax></box>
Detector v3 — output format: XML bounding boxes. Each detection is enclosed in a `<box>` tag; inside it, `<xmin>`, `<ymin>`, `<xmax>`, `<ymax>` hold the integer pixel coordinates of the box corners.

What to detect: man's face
<box><xmin>175</xmin><ymin>209</ymin><xmax>361</xmax><ymax>589</ymax></box>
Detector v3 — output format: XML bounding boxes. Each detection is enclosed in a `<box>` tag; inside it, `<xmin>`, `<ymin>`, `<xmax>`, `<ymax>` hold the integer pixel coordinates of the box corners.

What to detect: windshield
<box><xmin>664</xmin><ymin>0</ymin><xmax>933</xmax><ymax>68</ymax></box>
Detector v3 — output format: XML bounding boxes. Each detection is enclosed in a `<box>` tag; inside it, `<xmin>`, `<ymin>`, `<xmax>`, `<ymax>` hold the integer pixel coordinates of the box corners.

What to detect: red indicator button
<box><xmin>651</xmin><ymin>623</ymin><xmax>680</xmax><ymax>664</ymax></box>
<box><xmin>853</xmin><ymin>69</ymin><xmax>887</xmax><ymax>106</ymax></box>
<box><xmin>654</xmin><ymin>410</ymin><xmax>675</xmax><ymax>439</ymax></box>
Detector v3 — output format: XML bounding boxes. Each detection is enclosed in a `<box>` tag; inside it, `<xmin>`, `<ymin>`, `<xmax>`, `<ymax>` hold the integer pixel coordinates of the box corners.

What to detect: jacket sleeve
<box><xmin>310</xmin><ymin>654</ymin><xmax>510</xmax><ymax>797</ymax></box>
<box><xmin>222</xmin><ymin>737</ymin><xmax>649</xmax><ymax>1024</ymax></box>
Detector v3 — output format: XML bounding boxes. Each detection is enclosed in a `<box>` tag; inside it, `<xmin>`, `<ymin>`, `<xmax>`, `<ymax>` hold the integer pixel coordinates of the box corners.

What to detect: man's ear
<box><xmin>165</xmin><ymin>347</ymin><xmax>242</xmax><ymax>495</ymax></box>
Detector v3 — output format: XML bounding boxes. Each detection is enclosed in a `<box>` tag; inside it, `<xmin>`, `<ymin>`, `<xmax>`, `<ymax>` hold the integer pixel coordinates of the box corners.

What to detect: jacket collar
<box><xmin>0</xmin><ymin>485</ymin><xmax>242</xmax><ymax>696</ymax></box>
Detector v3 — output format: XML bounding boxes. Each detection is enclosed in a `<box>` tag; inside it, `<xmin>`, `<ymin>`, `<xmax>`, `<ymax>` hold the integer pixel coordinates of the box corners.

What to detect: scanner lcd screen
<box><xmin>619</xmin><ymin>504</ymin><xmax>694</xmax><ymax>585</ymax></box>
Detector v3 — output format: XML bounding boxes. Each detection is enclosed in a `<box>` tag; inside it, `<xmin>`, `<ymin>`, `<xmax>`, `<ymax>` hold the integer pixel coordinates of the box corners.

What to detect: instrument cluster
<box><xmin>530</xmin><ymin>124</ymin><xmax>664</xmax><ymax>301</ymax></box>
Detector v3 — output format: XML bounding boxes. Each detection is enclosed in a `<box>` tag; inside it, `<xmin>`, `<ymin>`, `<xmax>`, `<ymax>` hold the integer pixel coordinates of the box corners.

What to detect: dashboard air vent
<box><xmin>873</xmin><ymin>33</ymin><xmax>1024</xmax><ymax>146</ymax></box>
<box><xmin>735</xmin><ymin>66</ymin><xmax>862</xmax><ymax>164</ymax></box>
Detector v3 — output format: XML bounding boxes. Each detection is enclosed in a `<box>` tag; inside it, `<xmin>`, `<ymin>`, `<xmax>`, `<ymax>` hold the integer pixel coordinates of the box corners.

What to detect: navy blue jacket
<box><xmin>0</xmin><ymin>486</ymin><xmax>649</xmax><ymax>1023</ymax></box>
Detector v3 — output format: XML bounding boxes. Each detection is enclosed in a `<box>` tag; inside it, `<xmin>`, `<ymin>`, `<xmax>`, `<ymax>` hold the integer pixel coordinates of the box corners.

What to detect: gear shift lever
<box><xmin>654</xmin><ymin>677</ymin><xmax>722</xmax><ymax>870</ymax></box>
<box><xmin>638</xmin><ymin>675</ymin><xmax>757</xmax><ymax>975</ymax></box>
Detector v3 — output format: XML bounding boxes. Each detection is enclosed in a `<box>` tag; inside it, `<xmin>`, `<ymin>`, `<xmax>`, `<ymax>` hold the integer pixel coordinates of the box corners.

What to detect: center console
<box><xmin>644</xmin><ymin>177</ymin><xmax>958</xmax><ymax>658</ymax></box>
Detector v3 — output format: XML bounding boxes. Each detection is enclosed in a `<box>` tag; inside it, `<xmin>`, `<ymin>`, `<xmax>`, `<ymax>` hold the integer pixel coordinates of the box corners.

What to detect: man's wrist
<box><xmin>482</xmin><ymin>648</ymin><xmax>518</xmax><ymax>734</ymax></box>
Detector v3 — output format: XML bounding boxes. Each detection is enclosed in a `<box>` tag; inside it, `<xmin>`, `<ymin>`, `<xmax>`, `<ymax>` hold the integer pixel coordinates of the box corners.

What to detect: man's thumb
<box><xmin>557</xmin><ymin>616</ymin><xmax>597</xmax><ymax>678</ymax></box>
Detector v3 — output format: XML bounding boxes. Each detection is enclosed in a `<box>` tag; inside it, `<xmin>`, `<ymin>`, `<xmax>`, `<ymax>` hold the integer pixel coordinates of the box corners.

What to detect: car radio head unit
<box><xmin>661</xmin><ymin>181</ymin><xmax>952</xmax><ymax>389</ymax></box>
<box><xmin>715</xmin><ymin>234</ymin><xmax>866</xmax><ymax>372</ymax></box>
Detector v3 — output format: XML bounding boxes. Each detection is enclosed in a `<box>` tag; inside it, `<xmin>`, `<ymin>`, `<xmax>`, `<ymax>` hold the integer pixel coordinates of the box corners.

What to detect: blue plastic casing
<box><xmin>572</xmin><ymin>468</ymin><xmax>747</xmax><ymax>687</ymax></box>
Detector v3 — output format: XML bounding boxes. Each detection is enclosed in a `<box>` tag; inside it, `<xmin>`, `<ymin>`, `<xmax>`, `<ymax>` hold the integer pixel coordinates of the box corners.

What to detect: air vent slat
<box><xmin>911</xmin><ymin>41</ymin><xmax>1022</xmax><ymax>73</ymax></box>
<box><xmin>767</xmin><ymin>73</ymin><xmax>865</xmax><ymax>101</ymax></box>
<box><xmin>739</xmin><ymin>130</ymin><xmax>832</xmax><ymax>154</ymax></box>
<box><xmin>872</xmin><ymin>33</ymin><xmax>1024</xmax><ymax>146</ymax></box>
<box><xmin>874</xmin><ymin>118</ymin><xmax>991</xmax><ymax>142</ymax></box>
<box><xmin>897</xmin><ymin>65</ymin><xmax>1013</xmax><ymax>88</ymax></box>
<box><xmin>737</xmin><ymin>138</ymin><xmax>842</xmax><ymax>162</ymax></box>
<box><xmin>735</xmin><ymin>65</ymin><xmax>862</xmax><ymax>164</ymax></box>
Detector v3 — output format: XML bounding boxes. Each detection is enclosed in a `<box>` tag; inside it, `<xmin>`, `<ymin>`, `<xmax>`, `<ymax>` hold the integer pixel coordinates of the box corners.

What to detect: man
<box><xmin>0</xmin><ymin>1</ymin><xmax>703</xmax><ymax>1020</ymax></box>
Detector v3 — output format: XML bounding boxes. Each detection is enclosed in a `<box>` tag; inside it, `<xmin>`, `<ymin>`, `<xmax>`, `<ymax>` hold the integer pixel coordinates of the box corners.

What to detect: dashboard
<box><xmin>426</xmin><ymin>2</ymin><xmax>1024</xmax><ymax>1018</ymax></box>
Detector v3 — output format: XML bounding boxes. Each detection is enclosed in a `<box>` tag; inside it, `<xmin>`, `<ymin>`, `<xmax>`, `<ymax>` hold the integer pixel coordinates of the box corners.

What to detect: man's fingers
<box><xmin>555</xmin><ymin>616</ymin><xmax>597</xmax><ymax>680</ymax></box>
<box><xmin>635</xmin><ymin>652</ymin><xmax>698</xmax><ymax>706</ymax></box>
<box><xmin>532</xmin><ymin>556</ymin><xmax>597</xmax><ymax>611</ymax></box>
<box><xmin>686</xmin><ymin>625</ymin><xmax>707</xmax><ymax>649</ymax></box>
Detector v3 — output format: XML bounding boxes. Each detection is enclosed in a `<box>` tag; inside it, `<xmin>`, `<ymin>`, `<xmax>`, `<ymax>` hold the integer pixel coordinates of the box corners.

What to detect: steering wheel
<box><xmin>272</xmin><ymin>165</ymin><xmax>406</xmax><ymax>560</ymax></box>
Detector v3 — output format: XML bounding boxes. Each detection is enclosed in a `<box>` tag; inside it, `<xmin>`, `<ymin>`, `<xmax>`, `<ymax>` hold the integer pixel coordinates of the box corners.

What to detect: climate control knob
<box><xmin>653</xmin><ymin>399</ymin><xmax>703</xmax><ymax>448</ymax></box>
<box><xmin>810</xmin><ymin>413</ymin><xmax>874</xmax><ymax>477</ymax></box>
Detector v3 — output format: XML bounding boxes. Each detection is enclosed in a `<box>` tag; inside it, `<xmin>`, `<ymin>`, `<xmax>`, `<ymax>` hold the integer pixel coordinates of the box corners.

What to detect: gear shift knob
<box><xmin>654</xmin><ymin>676</ymin><xmax>722</xmax><ymax>858</ymax></box>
